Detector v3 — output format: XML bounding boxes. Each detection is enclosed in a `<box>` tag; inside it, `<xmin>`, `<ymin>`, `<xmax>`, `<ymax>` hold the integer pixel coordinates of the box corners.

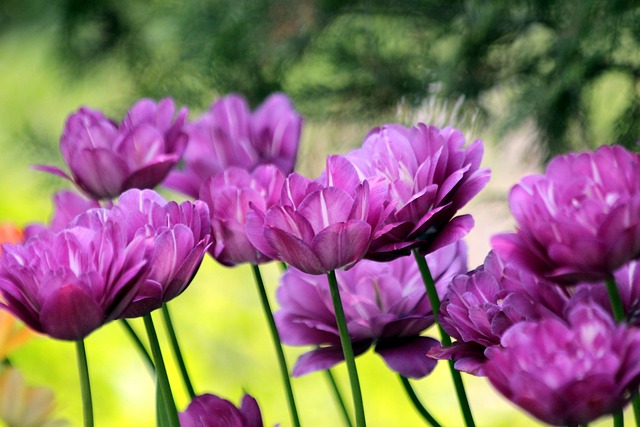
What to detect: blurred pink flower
<box><xmin>492</xmin><ymin>145</ymin><xmax>640</xmax><ymax>284</ymax></box>
<box><xmin>180</xmin><ymin>393</ymin><xmax>265</xmax><ymax>427</ymax></box>
<box><xmin>36</xmin><ymin>99</ymin><xmax>187</xmax><ymax>200</ymax></box>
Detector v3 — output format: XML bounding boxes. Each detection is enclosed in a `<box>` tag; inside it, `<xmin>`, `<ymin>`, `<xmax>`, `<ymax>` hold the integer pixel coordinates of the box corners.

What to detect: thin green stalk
<box><xmin>605</xmin><ymin>277</ymin><xmax>627</xmax><ymax>427</ymax></box>
<box><xmin>76</xmin><ymin>340</ymin><xmax>94</xmax><ymax>427</ymax></box>
<box><xmin>144</xmin><ymin>313</ymin><xmax>180</xmax><ymax>427</ymax></box>
<box><xmin>161</xmin><ymin>304</ymin><xmax>196</xmax><ymax>399</ymax></box>
<box><xmin>324</xmin><ymin>367</ymin><xmax>353</xmax><ymax>427</ymax></box>
<box><xmin>633</xmin><ymin>395</ymin><xmax>640</xmax><ymax>427</ymax></box>
<box><xmin>250</xmin><ymin>264</ymin><xmax>301</xmax><ymax>427</ymax></box>
<box><xmin>412</xmin><ymin>249</ymin><xmax>475</xmax><ymax>427</ymax></box>
<box><xmin>120</xmin><ymin>319</ymin><xmax>155</xmax><ymax>372</ymax></box>
<box><xmin>327</xmin><ymin>270</ymin><xmax>366</xmax><ymax>427</ymax></box>
<box><xmin>399</xmin><ymin>375</ymin><xmax>442</xmax><ymax>427</ymax></box>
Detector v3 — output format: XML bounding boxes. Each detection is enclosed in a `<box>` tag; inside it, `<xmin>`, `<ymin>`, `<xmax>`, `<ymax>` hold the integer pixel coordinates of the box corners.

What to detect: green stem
<box><xmin>605</xmin><ymin>277</ymin><xmax>626</xmax><ymax>427</ymax></box>
<box><xmin>399</xmin><ymin>375</ymin><xmax>442</xmax><ymax>427</ymax></box>
<box><xmin>120</xmin><ymin>319</ymin><xmax>155</xmax><ymax>372</ymax></box>
<box><xmin>327</xmin><ymin>270</ymin><xmax>366</xmax><ymax>427</ymax></box>
<box><xmin>144</xmin><ymin>313</ymin><xmax>180</xmax><ymax>427</ymax></box>
<box><xmin>632</xmin><ymin>393</ymin><xmax>640</xmax><ymax>427</ymax></box>
<box><xmin>250</xmin><ymin>264</ymin><xmax>301</xmax><ymax>427</ymax></box>
<box><xmin>412</xmin><ymin>249</ymin><xmax>475</xmax><ymax>427</ymax></box>
<box><xmin>76</xmin><ymin>340</ymin><xmax>94</xmax><ymax>427</ymax></box>
<box><xmin>324</xmin><ymin>367</ymin><xmax>353</xmax><ymax>427</ymax></box>
<box><xmin>161</xmin><ymin>304</ymin><xmax>196</xmax><ymax>399</ymax></box>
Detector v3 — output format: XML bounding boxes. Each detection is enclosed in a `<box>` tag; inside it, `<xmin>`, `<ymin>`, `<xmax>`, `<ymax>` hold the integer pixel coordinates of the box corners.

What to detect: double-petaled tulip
<box><xmin>179</xmin><ymin>393</ymin><xmax>265</xmax><ymax>427</ymax></box>
<box><xmin>246</xmin><ymin>156</ymin><xmax>374</xmax><ymax>275</ymax></box>
<box><xmin>166</xmin><ymin>93</ymin><xmax>302</xmax><ymax>198</ymax></box>
<box><xmin>492</xmin><ymin>145</ymin><xmax>640</xmax><ymax>284</ymax></box>
<box><xmin>37</xmin><ymin>98</ymin><xmax>187</xmax><ymax>200</ymax></box>
<box><xmin>485</xmin><ymin>302</ymin><xmax>640</xmax><ymax>426</ymax></box>
<box><xmin>430</xmin><ymin>251</ymin><xmax>567</xmax><ymax>375</ymax></box>
<box><xmin>199</xmin><ymin>165</ymin><xmax>285</xmax><ymax>266</ymax></box>
<box><xmin>275</xmin><ymin>241</ymin><xmax>467</xmax><ymax>378</ymax></box>
<box><xmin>111</xmin><ymin>189</ymin><xmax>211</xmax><ymax>318</ymax></box>
<box><xmin>0</xmin><ymin>209</ymin><xmax>151</xmax><ymax>340</ymax></box>
<box><xmin>345</xmin><ymin>124</ymin><xmax>490</xmax><ymax>261</ymax></box>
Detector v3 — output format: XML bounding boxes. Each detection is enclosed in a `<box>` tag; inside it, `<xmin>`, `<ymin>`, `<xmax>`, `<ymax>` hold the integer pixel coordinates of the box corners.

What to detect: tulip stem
<box><xmin>251</xmin><ymin>264</ymin><xmax>301</xmax><ymax>427</ymax></box>
<box><xmin>605</xmin><ymin>277</ymin><xmax>628</xmax><ymax>427</ymax></box>
<box><xmin>413</xmin><ymin>249</ymin><xmax>475</xmax><ymax>427</ymax></box>
<box><xmin>120</xmin><ymin>319</ymin><xmax>155</xmax><ymax>372</ymax></box>
<box><xmin>144</xmin><ymin>313</ymin><xmax>180</xmax><ymax>427</ymax></box>
<box><xmin>399</xmin><ymin>375</ymin><xmax>442</xmax><ymax>427</ymax></box>
<box><xmin>327</xmin><ymin>270</ymin><xmax>366</xmax><ymax>427</ymax></box>
<box><xmin>76</xmin><ymin>339</ymin><xmax>94</xmax><ymax>427</ymax></box>
<box><xmin>161</xmin><ymin>304</ymin><xmax>196</xmax><ymax>399</ymax></box>
<box><xmin>323</xmin><ymin>366</ymin><xmax>353</xmax><ymax>427</ymax></box>
<box><xmin>632</xmin><ymin>393</ymin><xmax>640</xmax><ymax>427</ymax></box>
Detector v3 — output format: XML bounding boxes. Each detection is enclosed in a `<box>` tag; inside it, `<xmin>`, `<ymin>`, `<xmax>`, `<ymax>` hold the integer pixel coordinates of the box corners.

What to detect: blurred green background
<box><xmin>0</xmin><ymin>0</ymin><xmax>638</xmax><ymax>425</ymax></box>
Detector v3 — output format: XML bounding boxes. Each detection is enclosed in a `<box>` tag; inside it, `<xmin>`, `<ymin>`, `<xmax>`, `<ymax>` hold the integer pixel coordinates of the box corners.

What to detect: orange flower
<box><xmin>0</xmin><ymin>223</ymin><xmax>23</xmax><ymax>251</ymax></box>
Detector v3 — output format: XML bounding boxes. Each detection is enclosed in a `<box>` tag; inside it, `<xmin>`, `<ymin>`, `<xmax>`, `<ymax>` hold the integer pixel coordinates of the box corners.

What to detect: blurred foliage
<box><xmin>2</xmin><ymin>0</ymin><xmax>639</xmax><ymax>158</ymax></box>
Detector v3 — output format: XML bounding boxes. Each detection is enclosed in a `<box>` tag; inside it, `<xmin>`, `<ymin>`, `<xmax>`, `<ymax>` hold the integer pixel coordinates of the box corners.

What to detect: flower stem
<box><xmin>412</xmin><ymin>249</ymin><xmax>475</xmax><ymax>427</ymax></box>
<box><xmin>251</xmin><ymin>264</ymin><xmax>301</xmax><ymax>427</ymax></box>
<box><xmin>399</xmin><ymin>375</ymin><xmax>442</xmax><ymax>427</ymax></box>
<box><xmin>324</xmin><ymin>367</ymin><xmax>353</xmax><ymax>427</ymax></box>
<box><xmin>327</xmin><ymin>270</ymin><xmax>366</xmax><ymax>427</ymax></box>
<box><xmin>76</xmin><ymin>339</ymin><xmax>94</xmax><ymax>427</ymax></box>
<box><xmin>605</xmin><ymin>277</ymin><xmax>627</xmax><ymax>427</ymax></box>
<box><xmin>143</xmin><ymin>313</ymin><xmax>180</xmax><ymax>427</ymax></box>
<box><xmin>120</xmin><ymin>319</ymin><xmax>155</xmax><ymax>372</ymax></box>
<box><xmin>161</xmin><ymin>304</ymin><xmax>196</xmax><ymax>399</ymax></box>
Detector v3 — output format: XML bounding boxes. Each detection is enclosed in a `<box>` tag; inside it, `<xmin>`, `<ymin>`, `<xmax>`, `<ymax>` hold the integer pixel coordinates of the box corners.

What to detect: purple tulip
<box><xmin>342</xmin><ymin>123</ymin><xmax>490</xmax><ymax>261</ymax></box>
<box><xmin>199</xmin><ymin>165</ymin><xmax>285</xmax><ymax>266</ymax></box>
<box><xmin>246</xmin><ymin>156</ymin><xmax>374</xmax><ymax>275</ymax></box>
<box><xmin>431</xmin><ymin>251</ymin><xmax>568</xmax><ymax>375</ymax></box>
<box><xmin>484</xmin><ymin>302</ymin><xmax>640</xmax><ymax>426</ymax></box>
<box><xmin>569</xmin><ymin>259</ymin><xmax>640</xmax><ymax>325</ymax></box>
<box><xmin>0</xmin><ymin>210</ymin><xmax>151</xmax><ymax>340</ymax></box>
<box><xmin>166</xmin><ymin>93</ymin><xmax>302</xmax><ymax>198</ymax></box>
<box><xmin>275</xmin><ymin>241</ymin><xmax>467</xmax><ymax>378</ymax></box>
<box><xmin>492</xmin><ymin>145</ymin><xmax>640</xmax><ymax>284</ymax></box>
<box><xmin>36</xmin><ymin>99</ymin><xmax>188</xmax><ymax>200</ymax></box>
<box><xmin>179</xmin><ymin>393</ymin><xmax>264</xmax><ymax>427</ymax></box>
<box><xmin>24</xmin><ymin>190</ymin><xmax>101</xmax><ymax>239</ymax></box>
<box><xmin>110</xmin><ymin>189</ymin><xmax>211</xmax><ymax>318</ymax></box>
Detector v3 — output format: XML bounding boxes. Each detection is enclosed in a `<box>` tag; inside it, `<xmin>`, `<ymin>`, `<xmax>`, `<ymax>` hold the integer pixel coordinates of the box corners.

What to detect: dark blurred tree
<box><xmin>3</xmin><ymin>0</ymin><xmax>639</xmax><ymax>158</ymax></box>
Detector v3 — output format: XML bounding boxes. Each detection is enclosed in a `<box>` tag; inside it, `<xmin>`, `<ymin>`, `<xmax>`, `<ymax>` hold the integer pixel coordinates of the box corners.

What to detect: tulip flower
<box><xmin>485</xmin><ymin>302</ymin><xmax>640</xmax><ymax>426</ymax></box>
<box><xmin>345</xmin><ymin>123</ymin><xmax>490</xmax><ymax>261</ymax></box>
<box><xmin>0</xmin><ymin>210</ymin><xmax>151</xmax><ymax>340</ymax></box>
<box><xmin>246</xmin><ymin>156</ymin><xmax>373</xmax><ymax>275</ymax></box>
<box><xmin>180</xmin><ymin>393</ymin><xmax>265</xmax><ymax>427</ymax></box>
<box><xmin>36</xmin><ymin>98</ymin><xmax>188</xmax><ymax>200</ymax></box>
<box><xmin>492</xmin><ymin>145</ymin><xmax>640</xmax><ymax>284</ymax></box>
<box><xmin>199</xmin><ymin>165</ymin><xmax>285</xmax><ymax>266</ymax></box>
<box><xmin>276</xmin><ymin>241</ymin><xmax>467</xmax><ymax>378</ymax></box>
<box><xmin>166</xmin><ymin>93</ymin><xmax>302</xmax><ymax>198</ymax></box>
<box><xmin>110</xmin><ymin>189</ymin><xmax>211</xmax><ymax>318</ymax></box>
<box><xmin>430</xmin><ymin>251</ymin><xmax>568</xmax><ymax>375</ymax></box>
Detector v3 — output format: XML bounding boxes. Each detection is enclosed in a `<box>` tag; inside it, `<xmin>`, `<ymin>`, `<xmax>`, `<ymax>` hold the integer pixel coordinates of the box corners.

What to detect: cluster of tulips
<box><xmin>1</xmin><ymin>91</ymin><xmax>640</xmax><ymax>427</ymax></box>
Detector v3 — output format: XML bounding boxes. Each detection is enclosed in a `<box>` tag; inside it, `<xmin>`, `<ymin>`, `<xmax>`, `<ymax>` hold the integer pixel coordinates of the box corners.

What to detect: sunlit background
<box><xmin>0</xmin><ymin>1</ymin><xmax>638</xmax><ymax>425</ymax></box>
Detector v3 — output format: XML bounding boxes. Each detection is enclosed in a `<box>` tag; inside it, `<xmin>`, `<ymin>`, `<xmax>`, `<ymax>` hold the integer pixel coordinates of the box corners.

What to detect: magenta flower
<box><xmin>111</xmin><ymin>189</ymin><xmax>211</xmax><ymax>318</ymax></box>
<box><xmin>37</xmin><ymin>98</ymin><xmax>188</xmax><ymax>200</ymax></box>
<box><xmin>570</xmin><ymin>259</ymin><xmax>640</xmax><ymax>325</ymax></box>
<box><xmin>0</xmin><ymin>210</ymin><xmax>151</xmax><ymax>340</ymax></box>
<box><xmin>246</xmin><ymin>156</ymin><xmax>373</xmax><ymax>275</ymax></box>
<box><xmin>492</xmin><ymin>145</ymin><xmax>640</xmax><ymax>284</ymax></box>
<box><xmin>431</xmin><ymin>251</ymin><xmax>568</xmax><ymax>375</ymax></box>
<box><xmin>345</xmin><ymin>123</ymin><xmax>490</xmax><ymax>261</ymax></box>
<box><xmin>485</xmin><ymin>302</ymin><xmax>640</xmax><ymax>426</ymax></box>
<box><xmin>24</xmin><ymin>190</ymin><xmax>101</xmax><ymax>238</ymax></box>
<box><xmin>199</xmin><ymin>165</ymin><xmax>285</xmax><ymax>266</ymax></box>
<box><xmin>275</xmin><ymin>241</ymin><xmax>467</xmax><ymax>378</ymax></box>
<box><xmin>179</xmin><ymin>393</ymin><xmax>264</xmax><ymax>427</ymax></box>
<box><xmin>166</xmin><ymin>93</ymin><xmax>302</xmax><ymax>198</ymax></box>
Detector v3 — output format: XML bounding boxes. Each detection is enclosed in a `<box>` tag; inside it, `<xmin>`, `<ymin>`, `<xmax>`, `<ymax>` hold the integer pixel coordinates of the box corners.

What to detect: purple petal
<box><xmin>375</xmin><ymin>336</ymin><xmax>440</xmax><ymax>379</ymax></box>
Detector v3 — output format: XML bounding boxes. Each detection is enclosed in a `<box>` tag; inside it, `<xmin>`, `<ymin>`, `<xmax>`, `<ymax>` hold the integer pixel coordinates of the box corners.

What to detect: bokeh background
<box><xmin>0</xmin><ymin>1</ymin><xmax>639</xmax><ymax>425</ymax></box>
